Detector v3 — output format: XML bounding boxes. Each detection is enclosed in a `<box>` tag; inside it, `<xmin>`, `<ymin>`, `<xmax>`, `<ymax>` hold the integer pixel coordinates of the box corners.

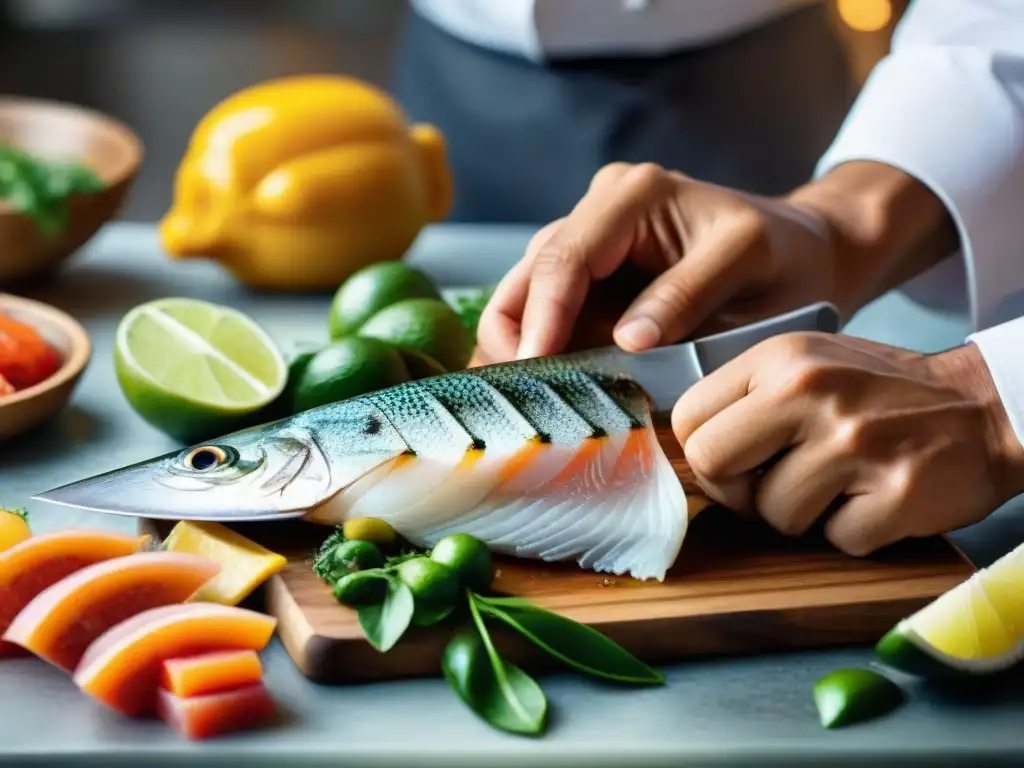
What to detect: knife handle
<box><xmin>692</xmin><ymin>301</ymin><xmax>840</xmax><ymax>374</ymax></box>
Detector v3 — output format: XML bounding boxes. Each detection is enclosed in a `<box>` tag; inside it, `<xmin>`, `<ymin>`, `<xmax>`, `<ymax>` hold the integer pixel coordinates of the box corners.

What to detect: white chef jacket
<box><xmin>415</xmin><ymin>0</ymin><xmax>1024</xmax><ymax>448</ymax></box>
<box><xmin>410</xmin><ymin>0</ymin><xmax>819</xmax><ymax>60</ymax></box>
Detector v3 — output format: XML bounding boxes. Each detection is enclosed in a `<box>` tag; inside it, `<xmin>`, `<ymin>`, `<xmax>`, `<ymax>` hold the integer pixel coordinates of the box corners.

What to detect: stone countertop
<box><xmin>1</xmin><ymin>222</ymin><xmax>1022</xmax><ymax>767</ymax></box>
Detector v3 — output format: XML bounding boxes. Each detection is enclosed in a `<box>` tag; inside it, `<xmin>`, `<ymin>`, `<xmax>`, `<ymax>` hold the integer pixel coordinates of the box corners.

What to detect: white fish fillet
<box><xmin>310</xmin><ymin>367</ymin><xmax>688</xmax><ymax>581</ymax></box>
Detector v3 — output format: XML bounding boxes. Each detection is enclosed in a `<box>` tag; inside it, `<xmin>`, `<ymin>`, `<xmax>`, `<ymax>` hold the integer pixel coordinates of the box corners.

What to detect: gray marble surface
<box><xmin>1</xmin><ymin>223</ymin><xmax>1023</xmax><ymax>766</ymax></box>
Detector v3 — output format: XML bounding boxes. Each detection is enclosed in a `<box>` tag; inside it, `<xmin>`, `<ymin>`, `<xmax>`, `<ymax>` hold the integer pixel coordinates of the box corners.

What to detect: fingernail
<box><xmin>615</xmin><ymin>316</ymin><xmax>661</xmax><ymax>350</ymax></box>
<box><xmin>516</xmin><ymin>339</ymin><xmax>541</xmax><ymax>360</ymax></box>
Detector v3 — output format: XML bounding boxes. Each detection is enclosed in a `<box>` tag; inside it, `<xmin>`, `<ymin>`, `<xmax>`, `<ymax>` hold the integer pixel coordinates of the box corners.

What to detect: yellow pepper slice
<box><xmin>163</xmin><ymin>521</ymin><xmax>287</xmax><ymax>606</ymax></box>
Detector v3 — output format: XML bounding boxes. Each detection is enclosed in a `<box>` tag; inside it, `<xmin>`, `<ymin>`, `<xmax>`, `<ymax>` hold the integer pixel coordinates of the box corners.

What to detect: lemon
<box><xmin>114</xmin><ymin>298</ymin><xmax>287</xmax><ymax>444</ymax></box>
<box><xmin>0</xmin><ymin>508</ymin><xmax>31</xmax><ymax>552</ymax></box>
<box><xmin>875</xmin><ymin>541</ymin><xmax>1024</xmax><ymax>676</ymax></box>
<box><xmin>328</xmin><ymin>262</ymin><xmax>441</xmax><ymax>339</ymax></box>
<box><xmin>292</xmin><ymin>336</ymin><xmax>410</xmax><ymax>413</ymax></box>
<box><xmin>358</xmin><ymin>298</ymin><xmax>473</xmax><ymax>372</ymax></box>
<box><xmin>342</xmin><ymin>517</ymin><xmax>399</xmax><ymax>548</ymax></box>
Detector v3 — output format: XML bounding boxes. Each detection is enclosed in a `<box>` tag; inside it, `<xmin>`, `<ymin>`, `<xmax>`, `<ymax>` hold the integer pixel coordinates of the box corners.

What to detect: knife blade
<box><xmin>558</xmin><ymin>301</ymin><xmax>840</xmax><ymax>414</ymax></box>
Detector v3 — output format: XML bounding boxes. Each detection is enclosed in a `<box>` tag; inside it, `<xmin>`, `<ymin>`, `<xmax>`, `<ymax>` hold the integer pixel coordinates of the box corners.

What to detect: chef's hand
<box><xmin>477</xmin><ymin>160</ymin><xmax>957</xmax><ymax>363</ymax></box>
<box><xmin>672</xmin><ymin>333</ymin><xmax>1024</xmax><ymax>556</ymax></box>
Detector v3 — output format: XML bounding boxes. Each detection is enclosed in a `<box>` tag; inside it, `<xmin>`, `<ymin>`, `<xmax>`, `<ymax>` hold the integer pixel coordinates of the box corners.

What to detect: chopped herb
<box><xmin>312</xmin><ymin>528</ymin><xmax>347</xmax><ymax>583</ymax></box>
<box><xmin>0</xmin><ymin>143</ymin><xmax>106</xmax><ymax>238</ymax></box>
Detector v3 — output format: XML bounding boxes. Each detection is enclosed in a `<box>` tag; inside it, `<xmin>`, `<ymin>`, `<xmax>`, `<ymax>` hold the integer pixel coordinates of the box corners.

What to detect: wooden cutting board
<box><xmin>142</xmin><ymin>426</ymin><xmax>975</xmax><ymax>685</ymax></box>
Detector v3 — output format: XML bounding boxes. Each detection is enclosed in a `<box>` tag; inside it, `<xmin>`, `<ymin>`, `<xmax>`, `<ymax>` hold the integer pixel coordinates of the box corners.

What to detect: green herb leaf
<box><xmin>0</xmin><ymin>143</ymin><xmax>105</xmax><ymax>239</ymax></box>
<box><xmin>312</xmin><ymin>529</ymin><xmax>347</xmax><ymax>584</ymax></box>
<box><xmin>442</xmin><ymin>596</ymin><xmax>547</xmax><ymax>736</ymax></box>
<box><xmin>357</xmin><ymin>574</ymin><xmax>414</xmax><ymax>652</ymax></box>
<box><xmin>385</xmin><ymin>552</ymin><xmax>424</xmax><ymax>568</ymax></box>
<box><xmin>473</xmin><ymin>594</ymin><xmax>664</xmax><ymax>685</ymax></box>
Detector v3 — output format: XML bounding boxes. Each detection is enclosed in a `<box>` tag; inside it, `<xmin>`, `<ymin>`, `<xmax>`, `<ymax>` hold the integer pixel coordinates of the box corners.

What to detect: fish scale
<box><xmin>418</xmin><ymin>373</ymin><xmax>538</xmax><ymax>451</ymax></box>
<box><xmin>472</xmin><ymin>368</ymin><xmax>595</xmax><ymax>445</ymax></box>
<box><xmin>539</xmin><ymin>370</ymin><xmax>639</xmax><ymax>435</ymax></box>
<box><xmin>367</xmin><ymin>385</ymin><xmax>472</xmax><ymax>461</ymax></box>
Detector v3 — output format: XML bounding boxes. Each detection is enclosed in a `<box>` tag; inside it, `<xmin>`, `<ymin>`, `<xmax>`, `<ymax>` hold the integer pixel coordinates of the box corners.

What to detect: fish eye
<box><xmin>184</xmin><ymin>446</ymin><xmax>228</xmax><ymax>472</ymax></box>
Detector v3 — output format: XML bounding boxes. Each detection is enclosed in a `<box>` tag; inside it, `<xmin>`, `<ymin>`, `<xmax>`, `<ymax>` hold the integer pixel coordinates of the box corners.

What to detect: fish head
<box><xmin>33</xmin><ymin>399</ymin><xmax>409</xmax><ymax>522</ymax></box>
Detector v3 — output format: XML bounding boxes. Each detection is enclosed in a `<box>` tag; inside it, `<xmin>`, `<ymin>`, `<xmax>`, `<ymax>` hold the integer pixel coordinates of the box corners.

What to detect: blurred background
<box><xmin>0</xmin><ymin>0</ymin><xmax>908</xmax><ymax>221</ymax></box>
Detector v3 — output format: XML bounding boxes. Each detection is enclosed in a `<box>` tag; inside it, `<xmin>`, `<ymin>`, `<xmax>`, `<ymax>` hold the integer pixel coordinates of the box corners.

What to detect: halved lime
<box><xmin>876</xmin><ymin>541</ymin><xmax>1024</xmax><ymax>677</ymax></box>
<box><xmin>114</xmin><ymin>298</ymin><xmax>287</xmax><ymax>443</ymax></box>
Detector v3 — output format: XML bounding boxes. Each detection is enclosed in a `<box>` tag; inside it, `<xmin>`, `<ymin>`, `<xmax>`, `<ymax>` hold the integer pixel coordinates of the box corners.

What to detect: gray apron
<box><xmin>393</xmin><ymin>4</ymin><xmax>855</xmax><ymax>223</ymax></box>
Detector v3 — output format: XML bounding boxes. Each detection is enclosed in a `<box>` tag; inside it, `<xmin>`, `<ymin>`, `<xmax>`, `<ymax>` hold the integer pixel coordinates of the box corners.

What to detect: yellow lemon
<box><xmin>160</xmin><ymin>75</ymin><xmax>453</xmax><ymax>292</ymax></box>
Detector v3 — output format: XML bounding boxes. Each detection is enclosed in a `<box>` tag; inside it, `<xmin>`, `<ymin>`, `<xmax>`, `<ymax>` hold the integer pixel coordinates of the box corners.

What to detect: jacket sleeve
<box><xmin>815</xmin><ymin>0</ymin><xmax>1024</xmax><ymax>445</ymax></box>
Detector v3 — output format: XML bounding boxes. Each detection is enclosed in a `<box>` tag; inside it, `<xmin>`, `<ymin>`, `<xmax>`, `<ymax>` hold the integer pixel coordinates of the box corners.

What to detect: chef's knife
<box><xmin>564</xmin><ymin>301</ymin><xmax>840</xmax><ymax>415</ymax></box>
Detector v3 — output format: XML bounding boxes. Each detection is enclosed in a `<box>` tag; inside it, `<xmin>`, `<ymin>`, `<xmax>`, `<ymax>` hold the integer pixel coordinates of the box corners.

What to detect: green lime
<box><xmin>292</xmin><ymin>336</ymin><xmax>410</xmax><ymax>413</ymax></box>
<box><xmin>331</xmin><ymin>540</ymin><xmax>385</xmax><ymax>573</ymax></box>
<box><xmin>431</xmin><ymin>533</ymin><xmax>493</xmax><ymax>592</ymax></box>
<box><xmin>114</xmin><ymin>298</ymin><xmax>287</xmax><ymax>444</ymax></box>
<box><xmin>329</xmin><ymin>262</ymin><xmax>441</xmax><ymax>339</ymax></box>
<box><xmin>342</xmin><ymin>517</ymin><xmax>399</xmax><ymax>548</ymax></box>
<box><xmin>274</xmin><ymin>345</ymin><xmax>323</xmax><ymax>418</ymax></box>
<box><xmin>396</xmin><ymin>556</ymin><xmax>461</xmax><ymax>627</ymax></box>
<box><xmin>333</xmin><ymin>570</ymin><xmax>388</xmax><ymax>606</ymax></box>
<box><xmin>358</xmin><ymin>298</ymin><xmax>473</xmax><ymax>372</ymax></box>
<box><xmin>812</xmin><ymin>668</ymin><xmax>905</xmax><ymax>729</ymax></box>
<box><xmin>396</xmin><ymin>347</ymin><xmax>447</xmax><ymax>381</ymax></box>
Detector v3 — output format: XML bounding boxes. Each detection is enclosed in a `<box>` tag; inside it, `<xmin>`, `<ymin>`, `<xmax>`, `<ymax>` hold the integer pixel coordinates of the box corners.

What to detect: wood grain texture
<box><xmin>143</xmin><ymin>425</ymin><xmax>975</xmax><ymax>685</ymax></box>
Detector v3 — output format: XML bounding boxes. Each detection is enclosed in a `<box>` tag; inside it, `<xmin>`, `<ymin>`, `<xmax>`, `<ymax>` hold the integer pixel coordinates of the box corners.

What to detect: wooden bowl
<box><xmin>0</xmin><ymin>293</ymin><xmax>91</xmax><ymax>441</ymax></box>
<box><xmin>0</xmin><ymin>97</ymin><xmax>143</xmax><ymax>287</ymax></box>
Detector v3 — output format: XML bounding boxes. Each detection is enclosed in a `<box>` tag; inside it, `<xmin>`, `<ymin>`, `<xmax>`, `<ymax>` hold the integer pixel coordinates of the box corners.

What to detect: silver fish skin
<box><xmin>33</xmin><ymin>353</ymin><xmax>688</xmax><ymax>580</ymax></box>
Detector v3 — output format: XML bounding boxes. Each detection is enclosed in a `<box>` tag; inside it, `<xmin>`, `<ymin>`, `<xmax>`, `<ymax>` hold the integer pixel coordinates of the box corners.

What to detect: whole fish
<box><xmin>34</xmin><ymin>303</ymin><xmax>839</xmax><ymax>581</ymax></box>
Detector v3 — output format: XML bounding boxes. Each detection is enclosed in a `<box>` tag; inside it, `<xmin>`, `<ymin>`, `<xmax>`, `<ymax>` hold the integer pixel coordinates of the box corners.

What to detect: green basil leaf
<box><xmin>357</xmin><ymin>575</ymin><xmax>414</xmax><ymax>652</ymax></box>
<box><xmin>442</xmin><ymin>598</ymin><xmax>547</xmax><ymax>736</ymax></box>
<box><xmin>474</xmin><ymin>594</ymin><xmax>664</xmax><ymax>685</ymax></box>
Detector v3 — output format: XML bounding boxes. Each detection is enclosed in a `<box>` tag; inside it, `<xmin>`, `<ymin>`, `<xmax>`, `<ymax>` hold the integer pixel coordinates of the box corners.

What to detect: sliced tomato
<box><xmin>0</xmin><ymin>314</ymin><xmax>63</xmax><ymax>391</ymax></box>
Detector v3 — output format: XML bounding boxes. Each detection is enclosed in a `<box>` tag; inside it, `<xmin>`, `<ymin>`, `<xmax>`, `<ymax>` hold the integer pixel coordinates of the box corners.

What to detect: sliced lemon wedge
<box><xmin>876</xmin><ymin>542</ymin><xmax>1024</xmax><ymax>676</ymax></box>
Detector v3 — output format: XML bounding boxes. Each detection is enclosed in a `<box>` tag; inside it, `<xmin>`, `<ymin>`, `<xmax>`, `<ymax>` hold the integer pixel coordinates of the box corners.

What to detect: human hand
<box><xmin>671</xmin><ymin>333</ymin><xmax>1024</xmax><ymax>556</ymax></box>
<box><xmin>476</xmin><ymin>161</ymin><xmax>956</xmax><ymax>364</ymax></box>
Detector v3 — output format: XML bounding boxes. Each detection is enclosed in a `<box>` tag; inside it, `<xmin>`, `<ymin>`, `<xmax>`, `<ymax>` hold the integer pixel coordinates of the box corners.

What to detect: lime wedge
<box><xmin>114</xmin><ymin>298</ymin><xmax>286</xmax><ymax>443</ymax></box>
<box><xmin>876</xmin><ymin>541</ymin><xmax>1024</xmax><ymax>677</ymax></box>
<box><xmin>812</xmin><ymin>668</ymin><xmax>904</xmax><ymax>729</ymax></box>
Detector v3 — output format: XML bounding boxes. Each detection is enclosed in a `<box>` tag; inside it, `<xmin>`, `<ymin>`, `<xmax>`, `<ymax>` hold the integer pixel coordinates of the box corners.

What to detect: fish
<box><xmin>33</xmin><ymin>303</ymin><xmax>839</xmax><ymax>582</ymax></box>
